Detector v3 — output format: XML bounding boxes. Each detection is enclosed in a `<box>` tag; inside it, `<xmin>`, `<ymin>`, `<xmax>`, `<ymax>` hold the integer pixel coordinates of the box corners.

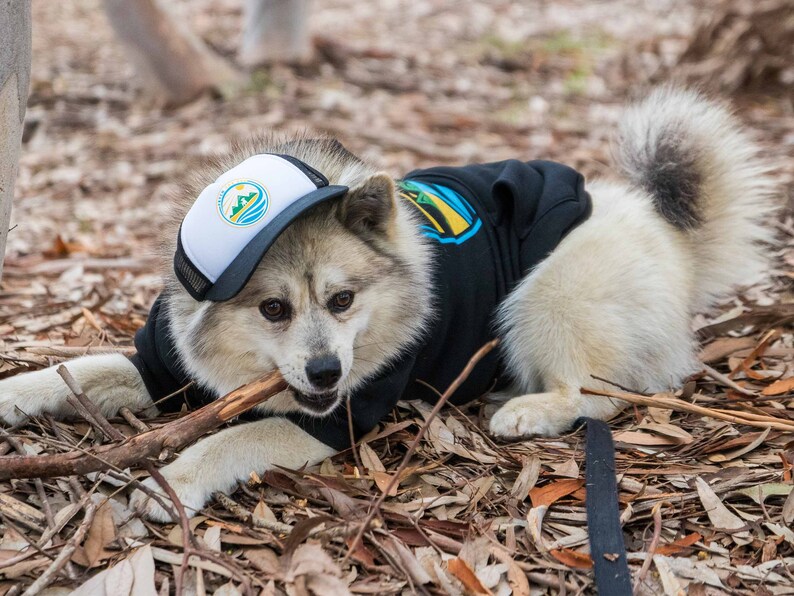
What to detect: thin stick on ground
<box><xmin>346</xmin><ymin>393</ymin><xmax>364</xmax><ymax>473</ymax></box>
<box><xmin>343</xmin><ymin>338</ymin><xmax>500</xmax><ymax>564</ymax></box>
<box><xmin>214</xmin><ymin>491</ymin><xmax>294</xmax><ymax>534</ymax></box>
<box><xmin>57</xmin><ymin>365</ymin><xmax>119</xmax><ymax>439</ymax></box>
<box><xmin>702</xmin><ymin>363</ymin><xmax>757</xmax><ymax>397</ymax></box>
<box><xmin>20</xmin><ymin>499</ymin><xmax>97</xmax><ymax>596</ymax></box>
<box><xmin>634</xmin><ymin>502</ymin><xmax>663</xmax><ymax>595</ymax></box>
<box><xmin>582</xmin><ymin>387</ymin><xmax>794</xmax><ymax>432</ymax></box>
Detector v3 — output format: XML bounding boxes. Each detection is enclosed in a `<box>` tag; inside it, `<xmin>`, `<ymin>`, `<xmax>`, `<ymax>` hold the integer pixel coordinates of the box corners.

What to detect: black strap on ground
<box><xmin>580</xmin><ymin>417</ymin><xmax>632</xmax><ymax>595</ymax></box>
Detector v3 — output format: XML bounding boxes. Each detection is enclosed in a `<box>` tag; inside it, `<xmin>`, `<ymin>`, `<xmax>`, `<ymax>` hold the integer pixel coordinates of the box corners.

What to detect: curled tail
<box><xmin>615</xmin><ymin>87</ymin><xmax>779</xmax><ymax>311</ymax></box>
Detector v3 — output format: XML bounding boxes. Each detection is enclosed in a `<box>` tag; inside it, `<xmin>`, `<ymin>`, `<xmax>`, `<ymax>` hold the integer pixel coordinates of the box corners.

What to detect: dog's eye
<box><xmin>329</xmin><ymin>291</ymin><xmax>354</xmax><ymax>312</ymax></box>
<box><xmin>260</xmin><ymin>299</ymin><xmax>288</xmax><ymax>321</ymax></box>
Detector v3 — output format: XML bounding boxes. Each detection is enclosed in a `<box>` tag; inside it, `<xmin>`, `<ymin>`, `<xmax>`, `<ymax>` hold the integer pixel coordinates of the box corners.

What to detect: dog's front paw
<box><xmin>0</xmin><ymin>375</ymin><xmax>47</xmax><ymax>425</ymax></box>
<box><xmin>129</xmin><ymin>470</ymin><xmax>210</xmax><ymax>523</ymax></box>
<box><xmin>489</xmin><ymin>394</ymin><xmax>574</xmax><ymax>438</ymax></box>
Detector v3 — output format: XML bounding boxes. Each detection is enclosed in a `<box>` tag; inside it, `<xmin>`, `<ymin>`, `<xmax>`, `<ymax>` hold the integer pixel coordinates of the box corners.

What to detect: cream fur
<box><xmin>130</xmin><ymin>417</ymin><xmax>336</xmax><ymax>522</ymax></box>
<box><xmin>490</xmin><ymin>89</ymin><xmax>778</xmax><ymax>437</ymax></box>
<box><xmin>0</xmin><ymin>354</ymin><xmax>153</xmax><ymax>425</ymax></box>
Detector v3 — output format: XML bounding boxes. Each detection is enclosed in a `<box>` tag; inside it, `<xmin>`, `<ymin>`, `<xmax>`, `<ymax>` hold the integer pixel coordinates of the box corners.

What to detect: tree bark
<box><xmin>0</xmin><ymin>0</ymin><xmax>32</xmax><ymax>285</ymax></box>
<box><xmin>103</xmin><ymin>0</ymin><xmax>242</xmax><ymax>107</ymax></box>
<box><xmin>239</xmin><ymin>0</ymin><xmax>311</xmax><ymax>66</ymax></box>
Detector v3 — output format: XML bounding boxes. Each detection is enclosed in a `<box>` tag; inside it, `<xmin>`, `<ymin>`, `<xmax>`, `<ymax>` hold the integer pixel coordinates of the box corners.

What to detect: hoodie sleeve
<box><xmin>128</xmin><ymin>294</ymin><xmax>217</xmax><ymax>413</ymax></box>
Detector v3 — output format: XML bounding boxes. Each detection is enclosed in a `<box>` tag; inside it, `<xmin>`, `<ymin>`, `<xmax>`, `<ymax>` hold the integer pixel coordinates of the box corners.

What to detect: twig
<box><xmin>214</xmin><ymin>491</ymin><xmax>294</xmax><ymax>534</ymax></box>
<box><xmin>0</xmin><ymin>369</ymin><xmax>287</xmax><ymax>480</ymax></box>
<box><xmin>702</xmin><ymin>363</ymin><xmax>757</xmax><ymax>396</ymax></box>
<box><xmin>346</xmin><ymin>393</ymin><xmax>364</xmax><ymax>473</ymax></box>
<box><xmin>20</xmin><ymin>499</ymin><xmax>97</xmax><ymax>596</ymax></box>
<box><xmin>57</xmin><ymin>365</ymin><xmax>121</xmax><ymax>440</ymax></box>
<box><xmin>342</xmin><ymin>338</ymin><xmax>500</xmax><ymax>564</ymax></box>
<box><xmin>119</xmin><ymin>406</ymin><xmax>149</xmax><ymax>432</ymax></box>
<box><xmin>582</xmin><ymin>387</ymin><xmax>794</xmax><ymax>432</ymax></box>
<box><xmin>634</xmin><ymin>502</ymin><xmax>663</xmax><ymax>594</ymax></box>
<box><xmin>0</xmin><ymin>429</ymin><xmax>56</xmax><ymax>532</ymax></box>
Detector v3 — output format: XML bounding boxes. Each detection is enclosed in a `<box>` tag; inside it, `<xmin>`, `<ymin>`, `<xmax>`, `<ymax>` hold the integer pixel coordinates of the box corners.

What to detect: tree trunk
<box><xmin>675</xmin><ymin>0</ymin><xmax>793</xmax><ymax>92</ymax></box>
<box><xmin>0</xmin><ymin>0</ymin><xmax>32</xmax><ymax>285</ymax></box>
<box><xmin>103</xmin><ymin>0</ymin><xmax>242</xmax><ymax>107</ymax></box>
<box><xmin>239</xmin><ymin>0</ymin><xmax>311</xmax><ymax>66</ymax></box>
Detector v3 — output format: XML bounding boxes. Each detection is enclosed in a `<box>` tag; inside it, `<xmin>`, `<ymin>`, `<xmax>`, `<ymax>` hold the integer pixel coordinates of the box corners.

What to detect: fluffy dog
<box><xmin>0</xmin><ymin>88</ymin><xmax>778</xmax><ymax>521</ymax></box>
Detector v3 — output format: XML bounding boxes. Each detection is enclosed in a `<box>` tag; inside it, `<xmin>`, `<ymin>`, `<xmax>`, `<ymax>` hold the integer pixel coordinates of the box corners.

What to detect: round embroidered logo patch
<box><xmin>217</xmin><ymin>180</ymin><xmax>269</xmax><ymax>227</ymax></box>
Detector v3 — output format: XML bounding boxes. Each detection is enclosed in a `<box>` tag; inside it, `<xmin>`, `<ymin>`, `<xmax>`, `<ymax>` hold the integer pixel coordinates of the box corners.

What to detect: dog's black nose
<box><xmin>305</xmin><ymin>355</ymin><xmax>342</xmax><ymax>389</ymax></box>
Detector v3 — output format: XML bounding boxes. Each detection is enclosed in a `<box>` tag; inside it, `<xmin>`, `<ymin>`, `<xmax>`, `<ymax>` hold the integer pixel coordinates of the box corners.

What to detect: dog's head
<box><xmin>163</xmin><ymin>136</ymin><xmax>433</xmax><ymax>416</ymax></box>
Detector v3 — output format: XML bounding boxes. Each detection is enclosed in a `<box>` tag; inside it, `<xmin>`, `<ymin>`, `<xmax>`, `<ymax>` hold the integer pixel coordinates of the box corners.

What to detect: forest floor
<box><xmin>1</xmin><ymin>0</ymin><xmax>793</xmax><ymax>594</ymax></box>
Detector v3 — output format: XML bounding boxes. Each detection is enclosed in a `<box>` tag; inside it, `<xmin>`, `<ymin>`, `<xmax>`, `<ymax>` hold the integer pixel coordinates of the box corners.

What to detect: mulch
<box><xmin>1</xmin><ymin>0</ymin><xmax>793</xmax><ymax>594</ymax></box>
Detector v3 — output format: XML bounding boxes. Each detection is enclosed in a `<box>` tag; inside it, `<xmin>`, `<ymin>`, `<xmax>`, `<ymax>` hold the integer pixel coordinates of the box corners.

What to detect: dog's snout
<box><xmin>305</xmin><ymin>355</ymin><xmax>342</xmax><ymax>389</ymax></box>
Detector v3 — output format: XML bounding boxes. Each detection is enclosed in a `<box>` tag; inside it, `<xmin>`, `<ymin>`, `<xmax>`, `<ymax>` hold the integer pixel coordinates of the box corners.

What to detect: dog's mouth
<box><xmin>291</xmin><ymin>388</ymin><xmax>340</xmax><ymax>415</ymax></box>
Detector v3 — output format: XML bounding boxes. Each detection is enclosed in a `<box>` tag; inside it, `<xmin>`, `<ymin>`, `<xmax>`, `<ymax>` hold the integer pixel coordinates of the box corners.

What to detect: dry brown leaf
<box><xmin>346</xmin><ymin>537</ymin><xmax>377</xmax><ymax>567</ymax></box>
<box><xmin>447</xmin><ymin>558</ymin><xmax>492</xmax><ymax>595</ymax></box>
<box><xmin>243</xmin><ymin>548</ymin><xmax>280</xmax><ymax>576</ymax></box>
<box><xmin>213</xmin><ymin>582</ymin><xmax>243</xmax><ymax>596</ymax></box>
<box><xmin>284</xmin><ymin>543</ymin><xmax>346</xmax><ymax>584</ymax></box>
<box><xmin>699</xmin><ymin>337</ymin><xmax>757</xmax><ymax>363</ymax></box>
<box><xmin>550</xmin><ymin>457</ymin><xmax>579</xmax><ymax>478</ymax></box>
<box><xmin>782</xmin><ymin>489</ymin><xmax>794</xmax><ymax>525</ymax></box>
<box><xmin>203</xmin><ymin>525</ymin><xmax>221</xmax><ymax>552</ymax></box>
<box><xmin>253</xmin><ymin>499</ymin><xmax>277</xmax><ymax>523</ymax></box>
<box><xmin>359</xmin><ymin>442</ymin><xmax>386</xmax><ymax>473</ymax></box>
<box><xmin>529</xmin><ymin>478</ymin><xmax>585</xmax><ymax>508</ymax></box>
<box><xmin>655</xmin><ymin>532</ymin><xmax>702</xmax><ymax>555</ymax></box>
<box><xmin>510</xmin><ymin>455</ymin><xmax>541</xmax><ymax>499</ymax></box>
<box><xmin>166</xmin><ymin>515</ymin><xmax>207</xmax><ymax>547</ymax></box>
<box><xmin>73</xmin><ymin>501</ymin><xmax>117</xmax><ymax>568</ymax></box>
<box><xmin>707</xmin><ymin>427</ymin><xmax>770</xmax><ymax>462</ymax></box>
<box><xmin>372</xmin><ymin>470</ymin><xmax>398</xmax><ymax>496</ymax></box>
<box><xmin>382</xmin><ymin>537</ymin><xmax>433</xmax><ymax>586</ymax></box>
<box><xmin>694</xmin><ymin>477</ymin><xmax>749</xmax><ymax>542</ymax></box>
<box><xmin>491</xmin><ymin>547</ymin><xmax>530</xmax><ymax>596</ymax></box>
<box><xmin>71</xmin><ymin>542</ymin><xmax>156</xmax><ymax>596</ymax></box>
<box><xmin>613</xmin><ymin>430</ymin><xmax>678</xmax><ymax>446</ymax></box>
<box><xmin>549</xmin><ymin>549</ymin><xmax>593</xmax><ymax>569</ymax></box>
<box><xmin>762</xmin><ymin>376</ymin><xmax>794</xmax><ymax>395</ymax></box>
<box><xmin>638</xmin><ymin>421</ymin><xmax>695</xmax><ymax>444</ymax></box>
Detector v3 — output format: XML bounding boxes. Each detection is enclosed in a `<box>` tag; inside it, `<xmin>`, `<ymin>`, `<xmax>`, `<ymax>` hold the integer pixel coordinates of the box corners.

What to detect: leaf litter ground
<box><xmin>1</xmin><ymin>0</ymin><xmax>793</xmax><ymax>594</ymax></box>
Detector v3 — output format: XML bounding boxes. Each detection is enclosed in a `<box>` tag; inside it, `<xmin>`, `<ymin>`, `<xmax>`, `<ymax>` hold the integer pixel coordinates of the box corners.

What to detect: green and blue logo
<box><xmin>397</xmin><ymin>180</ymin><xmax>481</xmax><ymax>244</ymax></box>
<box><xmin>217</xmin><ymin>180</ymin><xmax>269</xmax><ymax>227</ymax></box>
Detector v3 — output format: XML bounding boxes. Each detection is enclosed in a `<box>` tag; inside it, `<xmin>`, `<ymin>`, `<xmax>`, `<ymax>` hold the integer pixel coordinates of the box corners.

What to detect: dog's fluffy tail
<box><xmin>615</xmin><ymin>87</ymin><xmax>779</xmax><ymax>311</ymax></box>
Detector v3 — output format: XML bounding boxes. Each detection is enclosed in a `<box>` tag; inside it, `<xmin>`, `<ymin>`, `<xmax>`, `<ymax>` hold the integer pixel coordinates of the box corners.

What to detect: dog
<box><xmin>0</xmin><ymin>88</ymin><xmax>778</xmax><ymax>521</ymax></box>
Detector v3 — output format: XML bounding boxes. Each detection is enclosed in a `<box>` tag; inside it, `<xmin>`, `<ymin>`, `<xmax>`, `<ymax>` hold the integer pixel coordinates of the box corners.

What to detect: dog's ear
<box><xmin>339</xmin><ymin>172</ymin><xmax>396</xmax><ymax>238</ymax></box>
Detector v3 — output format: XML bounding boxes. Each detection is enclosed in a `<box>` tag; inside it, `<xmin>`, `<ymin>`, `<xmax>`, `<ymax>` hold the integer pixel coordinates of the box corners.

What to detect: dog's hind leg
<box><xmin>489</xmin><ymin>186</ymin><xmax>699</xmax><ymax>438</ymax></box>
<box><xmin>489</xmin><ymin>387</ymin><xmax>624</xmax><ymax>438</ymax></box>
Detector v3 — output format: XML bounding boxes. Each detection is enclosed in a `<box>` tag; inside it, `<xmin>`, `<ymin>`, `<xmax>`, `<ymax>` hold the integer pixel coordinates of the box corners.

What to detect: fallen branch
<box><xmin>0</xmin><ymin>370</ymin><xmax>287</xmax><ymax>480</ymax></box>
<box><xmin>583</xmin><ymin>387</ymin><xmax>794</xmax><ymax>432</ymax></box>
